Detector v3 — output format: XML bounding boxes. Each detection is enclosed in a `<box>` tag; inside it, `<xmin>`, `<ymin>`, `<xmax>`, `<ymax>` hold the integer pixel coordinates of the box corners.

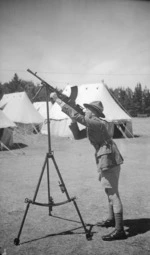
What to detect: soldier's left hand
<box><xmin>50</xmin><ymin>92</ymin><xmax>58</xmax><ymax>101</ymax></box>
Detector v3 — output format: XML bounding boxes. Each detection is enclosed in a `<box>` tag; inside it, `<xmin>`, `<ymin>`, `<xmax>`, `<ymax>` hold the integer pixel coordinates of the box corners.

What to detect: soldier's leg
<box><xmin>100</xmin><ymin>166</ymin><xmax>127</xmax><ymax>241</ymax></box>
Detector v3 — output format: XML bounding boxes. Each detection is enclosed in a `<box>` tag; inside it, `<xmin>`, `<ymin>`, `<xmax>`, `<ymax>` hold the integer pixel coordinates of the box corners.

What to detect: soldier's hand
<box><xmin>50</xmin><ymin>92</ymin><xmax>58</xmax><ymax>101</ymax></box>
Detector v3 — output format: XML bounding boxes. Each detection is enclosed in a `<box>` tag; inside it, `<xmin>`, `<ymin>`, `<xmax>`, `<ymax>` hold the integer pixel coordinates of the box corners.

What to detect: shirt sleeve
<box><xmin>69</xmin><ymin>122</ymin><xmax>87</xmax><ymax>139</ymax></box>
<box><xmin>62</xmin><ymin>103</ymin><xmax>103</xmax><ymax>131</ymax></box>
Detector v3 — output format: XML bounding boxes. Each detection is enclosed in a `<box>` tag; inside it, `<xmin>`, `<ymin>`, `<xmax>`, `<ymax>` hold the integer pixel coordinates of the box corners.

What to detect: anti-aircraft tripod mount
<box><xmin>14</xmin><ymin>70</ymin><xmax>93</xmax><ymax>246</ymax></box>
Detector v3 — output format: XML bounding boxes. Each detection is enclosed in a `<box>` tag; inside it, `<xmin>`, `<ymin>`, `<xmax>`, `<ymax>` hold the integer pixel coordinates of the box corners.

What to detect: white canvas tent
<box><xmin>47</xmin><ymin>83</ymin><xmax>133</xmax><ymax>138</ymax></box>
<box><xmin>33</xmin><ymin>101</ymin><xmax>53</xmax><ymax>119</ymax></box>
<box><xmin>33</xmin><ymin>101</ymin><xmax>53</xmax><ymax>134</ymax></box>
<box><xmin>1</xmin><ymin>92</ymin><xmax>44</xmax><ymax>133</ymax></box>
<box><xmin>0</xmin><ymin>94</ymin><xmax>12</xmax><ymax>109</ymax></box>
<box><xmin>0</xmin><ymin>110</ymin><xmax>16</xmax><ymax>149</ymax></box>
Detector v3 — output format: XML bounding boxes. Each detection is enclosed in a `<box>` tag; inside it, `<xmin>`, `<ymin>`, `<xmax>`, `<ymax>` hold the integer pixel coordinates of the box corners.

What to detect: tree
<box><xmin>1</xmin><ymin>72</ymin><xmax>150</xmax><ymax>116</ymax></box>
<box><xmin>133</xmin><ymin>83</ymin><xmax>143</xmax><ymax>113</ymax></box>
<box><xmin>6</xmin><ymin>73</ymin><xmax>22</xmax><ymax>93</ymax></box>
<box><xmin>1</xmin><ymin>82</ymin><xmax>10</xmax><ymax>95</ymax></box>
<box><xmin>19</xmin><ymin>80</ymin><xmax>36</xmax><ymax>100</ymax></box>
<box><xmin>143</xmin><ymin>87</ymin><xmax>150</xmax><ymax>115</ymax></box>
<box><xmin>0</xmin><ymin>83</ymin><xmax>3</xmax><ymax>100</ymax></box>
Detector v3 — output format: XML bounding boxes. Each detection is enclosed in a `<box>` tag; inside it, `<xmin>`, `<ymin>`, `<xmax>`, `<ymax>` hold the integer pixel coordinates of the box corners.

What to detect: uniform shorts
<box><xmin>99</xmin><ymin>165</ymin><xmax>120</xmax><ymax>189</ymax></box>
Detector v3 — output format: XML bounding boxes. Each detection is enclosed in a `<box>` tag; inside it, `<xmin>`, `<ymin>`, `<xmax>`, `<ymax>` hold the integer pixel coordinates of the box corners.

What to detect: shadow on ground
<box><xmin>124</xmin><ymin>218</ymin><xmax>150</xmax><ymax>237</ymax></box>
<box><xmin>0</xmin><ymin>143</ymin><xmax>27</xmax><ymax>151</ymax></box>
<box><xmin>19</xmin><ymin>224</ymin><xmax>96</xmax><ymax>245</ymax></box>
<box><xmin>11</xmin><ymin>143</ymin><xmax>28</xmax><ymax>150</ymax></box>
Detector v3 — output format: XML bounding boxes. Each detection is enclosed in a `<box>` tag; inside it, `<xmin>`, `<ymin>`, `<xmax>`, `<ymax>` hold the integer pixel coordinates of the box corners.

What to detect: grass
<box><xmin>0</xmin><ymin>117</ymin><xmax>150</xmax><ymax>255</ymax></box>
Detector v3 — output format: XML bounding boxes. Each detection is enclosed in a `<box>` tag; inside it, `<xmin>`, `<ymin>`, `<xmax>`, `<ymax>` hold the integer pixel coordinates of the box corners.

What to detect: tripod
<box><xmin>14</xmin><ymin>84</ymin><xmax>93</xmax><ymax>245</ymax></box>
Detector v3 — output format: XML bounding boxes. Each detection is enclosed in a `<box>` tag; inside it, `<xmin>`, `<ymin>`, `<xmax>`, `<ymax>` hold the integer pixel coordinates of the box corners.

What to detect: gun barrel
<box><xmin>27</xmin><ymin>69</ymin><xmax>44</xmax><ymax>83</ymax></box>
<box><xmin>27</xmin><ymin>69</ymin><xmax>59</xmax><ymax>97</ymax></box>
<box><xmin>27</xmin><ymin>69</ymin><xmax>34</xmax><ymax>74</ymax></box>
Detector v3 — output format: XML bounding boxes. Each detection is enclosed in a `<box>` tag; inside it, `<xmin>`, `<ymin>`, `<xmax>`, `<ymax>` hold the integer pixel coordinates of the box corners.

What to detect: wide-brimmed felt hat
<box><xmin>83</xmin><ymin>101</ymin><xmax>105</xmax><ymax>118</ymax></box>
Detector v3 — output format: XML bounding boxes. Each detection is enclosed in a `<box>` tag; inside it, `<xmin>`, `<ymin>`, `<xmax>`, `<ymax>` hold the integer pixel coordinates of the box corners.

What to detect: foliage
<box><xmin>0</xmin><ymin>73</ymin><xmax>150</xmax><ymax>116</ymax></box>
<box><xmin>0</xmin><ymin>73</ymin><xmax>48</xmax><ymax>102</ymax></box>
<box><xmin>109</xmin><ymin>83</ymin><xmax>150</xmax><ymax>117</ymax></box>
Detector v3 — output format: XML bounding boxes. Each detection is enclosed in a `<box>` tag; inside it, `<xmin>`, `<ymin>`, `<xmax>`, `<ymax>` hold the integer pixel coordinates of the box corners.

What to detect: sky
<box><xmin>0</xmin><ymin>0</ymin><xmax>150</xmax><ymax>90</ymax></box>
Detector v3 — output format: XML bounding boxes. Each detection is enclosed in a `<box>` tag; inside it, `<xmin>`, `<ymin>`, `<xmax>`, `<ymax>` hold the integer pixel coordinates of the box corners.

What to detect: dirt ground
<box><xmin>0</xmin><ymin>118</ymin><xmax>150</xmax><ymax>255</ymax></box>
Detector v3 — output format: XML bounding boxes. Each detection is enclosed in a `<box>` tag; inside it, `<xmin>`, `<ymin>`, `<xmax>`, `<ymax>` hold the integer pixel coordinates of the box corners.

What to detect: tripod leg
<box><xmin>51</xmin><ymin>154</ymin><xmax>92</xmax><ymax>239</ymax></box>
<box><xmin>51</xmin><ymin>155</ymin><xmax>70</xmax><ymax>199</ymax></box>
<box><xmin>14</xmin><ymin>202</ymin><xmax>30</xmax><ymax>245</ymax></box>
<box><xmin>32</xmin><ymin>155</ymin><xmax>48</xmax><ymax>202</ymax></box>
<box><xmin>73</xmin><ymin>200</ymin><xmax>93</xmax><ymax>240</ymax></box>
<box><xmin>14</xmin><ymin>155</ymin><xmax>48</xmax><ymax>245</ymax></box>
<box><xmin>46</xmin><ymin>156</ymin><xmax>52</xmax><ymax>215</ymax></box>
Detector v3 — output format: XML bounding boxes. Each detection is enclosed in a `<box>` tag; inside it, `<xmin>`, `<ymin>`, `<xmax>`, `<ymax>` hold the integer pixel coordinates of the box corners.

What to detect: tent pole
<box><xmin>0</xmin><ymin>141</ymin><xmax>17</xmax><ymax>156</ymax></box>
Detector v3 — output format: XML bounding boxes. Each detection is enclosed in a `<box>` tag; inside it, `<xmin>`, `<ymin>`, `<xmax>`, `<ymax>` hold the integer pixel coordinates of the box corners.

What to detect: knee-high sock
<box><xmin>108</xmin><ymin>203</ymin><xmax>114</xmax><ymax>220</ymax></box>
<box><xmin>114</xmin><ymin>212</ymin><xmax>124</xmax><ymax>231</ymax></box>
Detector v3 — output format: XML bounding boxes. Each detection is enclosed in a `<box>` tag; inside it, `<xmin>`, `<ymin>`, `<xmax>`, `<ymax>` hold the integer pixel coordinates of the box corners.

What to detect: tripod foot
<box><xmin>86</xmin><ymin>232</ymin><xmax>93</xmax><ymax>241</ymax></box>
<box><xmin>86</xmin><ymin>225</ymin><xmax>94</xmax><ymax>240</ymax></box>
<box><xmin>14</xmin><ymin>238</ymin><xmax>20</xmax><ymax>246</ymax></box>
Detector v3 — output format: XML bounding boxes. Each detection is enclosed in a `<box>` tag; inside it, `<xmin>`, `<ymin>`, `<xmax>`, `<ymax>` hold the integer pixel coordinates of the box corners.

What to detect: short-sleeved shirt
<box><xmin>62</xmin><ymin>104</ymin><xmax>123</xmax><ymax>171</ymax></box>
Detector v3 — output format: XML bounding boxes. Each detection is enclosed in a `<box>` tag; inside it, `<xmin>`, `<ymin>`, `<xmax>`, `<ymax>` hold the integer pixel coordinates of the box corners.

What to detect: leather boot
<box><xmin>102</xmin><ymin>229</ymin><xmax>127</xmax><ymax>241</ymax></box>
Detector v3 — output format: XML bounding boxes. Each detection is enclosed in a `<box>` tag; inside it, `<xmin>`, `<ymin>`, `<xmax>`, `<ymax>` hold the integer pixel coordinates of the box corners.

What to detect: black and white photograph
<box><xmin>0</xmin><ymin>0</ymin><xmax>150</xmax><ymax>254</ymax></box>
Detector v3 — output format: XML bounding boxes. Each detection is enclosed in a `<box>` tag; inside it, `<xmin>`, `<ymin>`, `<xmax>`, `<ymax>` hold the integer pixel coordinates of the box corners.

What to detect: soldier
<box><xmin>50</xmin><ymin>93</ymin><xmax>127</xmax><ymax>241</ymax></box>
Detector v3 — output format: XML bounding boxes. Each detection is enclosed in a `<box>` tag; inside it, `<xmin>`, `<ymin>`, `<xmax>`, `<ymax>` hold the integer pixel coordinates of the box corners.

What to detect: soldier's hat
<box><xmin>83</xmin><ymin>101</ymin><xmax>105</xmax><ymax>118</ymax></box>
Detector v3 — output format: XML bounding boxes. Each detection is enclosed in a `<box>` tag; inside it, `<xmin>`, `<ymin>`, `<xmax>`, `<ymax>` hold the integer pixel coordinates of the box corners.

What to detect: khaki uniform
<box><xmin>62</xmin><ymin>104</ymin><xmax>123</xmax><ymax>173</ymax></box>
